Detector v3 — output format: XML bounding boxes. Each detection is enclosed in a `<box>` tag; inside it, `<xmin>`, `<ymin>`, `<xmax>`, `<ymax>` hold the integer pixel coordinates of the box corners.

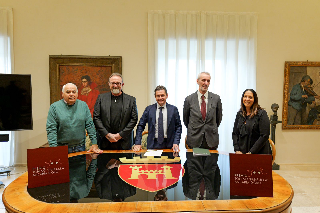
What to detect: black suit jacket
<box><xmin>232</xmin><ymin>109</ymin><xmax>271</xmax><ymax>154</ymax></box>
<box><xmin>93</xmin><ymin>92</ymin><xmax>138</xmax><ymax>150</ymax></box>
<box><xmin>183</xmin><ymin>91</ymin><xmax>222</xmax><ymax>148</ymax></box>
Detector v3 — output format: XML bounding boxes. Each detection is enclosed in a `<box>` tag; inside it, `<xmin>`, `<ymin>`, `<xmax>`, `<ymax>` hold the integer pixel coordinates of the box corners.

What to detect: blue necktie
<box><xmin>158</xmin><ymin>107</ymin><xmax>164</xmax><ymax>144</ymax></box>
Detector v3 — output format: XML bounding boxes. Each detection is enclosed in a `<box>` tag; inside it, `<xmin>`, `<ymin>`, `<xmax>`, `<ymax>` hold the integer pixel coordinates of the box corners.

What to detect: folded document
<box><xmin>193</xmin><ymin>148</ymin><xmax>210</xmax><ymax>156</ymax></box>
<box><xmin>144</xmin><ymin>150</ymin><xmax>163</xmax><ymax>156</ymax></box>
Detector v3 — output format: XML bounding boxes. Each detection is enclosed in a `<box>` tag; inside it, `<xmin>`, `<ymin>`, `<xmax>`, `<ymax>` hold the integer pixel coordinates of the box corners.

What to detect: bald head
<box><xmin>62</xmin><ymin>83</ymin><xmax>78</xmax><ymax>105</ymax></box>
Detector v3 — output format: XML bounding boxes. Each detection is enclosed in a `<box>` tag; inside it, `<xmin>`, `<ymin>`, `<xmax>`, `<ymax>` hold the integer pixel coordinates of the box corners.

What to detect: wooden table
<box><xmin>2</xmin><ymin>150</ymin><xmax>293</xmax><ymax>212</ymax></box>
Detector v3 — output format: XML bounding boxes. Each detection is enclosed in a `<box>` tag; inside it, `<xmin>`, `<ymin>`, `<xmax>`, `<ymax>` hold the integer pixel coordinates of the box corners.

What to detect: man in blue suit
<box><xmin>133</xmin><ymin>86</ymin><xmax>182</xmax><ymax>151</ymax></box>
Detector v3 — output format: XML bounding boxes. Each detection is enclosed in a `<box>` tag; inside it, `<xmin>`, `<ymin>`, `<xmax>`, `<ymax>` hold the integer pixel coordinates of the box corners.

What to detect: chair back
<box><xmin>141</xmin><ymin>131</ymin><xmax>148</xmax><ymax>149</ymax></box>
<box><xmin>185</xmin><ymin>135</ymin><xmax>190</xmax><ymax>149</ymax></box>
<box><xmin>269</xmin><ymin>139</ymin><xmax>276</xmax><ymax>165</ymax></box>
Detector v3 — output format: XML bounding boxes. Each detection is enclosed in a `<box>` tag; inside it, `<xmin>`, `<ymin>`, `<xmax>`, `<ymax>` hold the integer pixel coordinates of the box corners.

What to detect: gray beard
<box><xmin>111</xmin><ymin>89</ymin><xmax>120</xmax><ymax>94</ymax></box>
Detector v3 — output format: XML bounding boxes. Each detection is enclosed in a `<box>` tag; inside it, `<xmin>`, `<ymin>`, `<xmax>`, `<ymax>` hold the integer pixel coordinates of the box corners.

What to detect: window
<box><xmin>148</xmin><ymin>11</ymin><xmax>257</xmax><ymax>152</ymax></box>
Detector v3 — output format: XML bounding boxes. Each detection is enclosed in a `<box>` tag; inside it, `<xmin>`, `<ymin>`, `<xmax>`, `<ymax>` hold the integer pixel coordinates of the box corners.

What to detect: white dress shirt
<box><xmin>155</xmin><ymin>103</ymin><xmax>167</xmax><ymax>139</ymax></box>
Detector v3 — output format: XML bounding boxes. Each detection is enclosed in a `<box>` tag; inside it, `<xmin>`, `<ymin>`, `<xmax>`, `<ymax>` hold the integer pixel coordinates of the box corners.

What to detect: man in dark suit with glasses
<box><xmin>93</xmin><ymin>73</ymin><xmax>138</xmax><ymax>150</ymax></box>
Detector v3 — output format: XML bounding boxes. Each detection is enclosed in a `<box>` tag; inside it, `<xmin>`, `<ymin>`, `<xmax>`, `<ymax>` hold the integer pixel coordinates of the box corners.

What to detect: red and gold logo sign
<box><xmin>118</xmin><ymin>156</ymin><xmax>184</xmax><ymax>192</ymax></box>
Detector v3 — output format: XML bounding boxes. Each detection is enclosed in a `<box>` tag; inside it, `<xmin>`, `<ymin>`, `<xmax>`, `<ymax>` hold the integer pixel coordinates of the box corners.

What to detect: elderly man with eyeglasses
<box><xmin>93</xmin><ymin>73</ymin><xmax>138</xmax><ymax>150</ymax></box>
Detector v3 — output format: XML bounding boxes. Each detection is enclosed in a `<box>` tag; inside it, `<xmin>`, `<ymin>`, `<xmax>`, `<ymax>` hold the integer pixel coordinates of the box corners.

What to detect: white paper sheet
<box><xmin>144</xmin><ymin>150</ymin><xmax>163</xmax><ymax>156</ymax></box>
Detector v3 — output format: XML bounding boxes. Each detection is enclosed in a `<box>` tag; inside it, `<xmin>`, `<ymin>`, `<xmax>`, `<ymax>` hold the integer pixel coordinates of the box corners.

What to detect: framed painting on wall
<box><xmin>282</xmin><ymin>61</ymin><xmax>320</xmax><ymax>129</ymax></box>
<box><xmin>49</xmin><ymin>55</ymin><xmax>122</xmax><ymax>117</ymax></box>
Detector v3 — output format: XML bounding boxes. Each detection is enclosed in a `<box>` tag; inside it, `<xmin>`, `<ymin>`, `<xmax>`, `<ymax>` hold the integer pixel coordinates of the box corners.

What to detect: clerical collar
<box><xmin>111</xmin><ymin>93</ymin><xmax>123</xmax><ymax>103</ymax></box>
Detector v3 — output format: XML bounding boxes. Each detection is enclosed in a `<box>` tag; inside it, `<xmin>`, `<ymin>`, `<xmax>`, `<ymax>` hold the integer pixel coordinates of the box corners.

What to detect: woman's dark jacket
<box><xmin>232</xmin><ymin>109</ymin><xmax>271</xmax><ymax>154</ymax></box>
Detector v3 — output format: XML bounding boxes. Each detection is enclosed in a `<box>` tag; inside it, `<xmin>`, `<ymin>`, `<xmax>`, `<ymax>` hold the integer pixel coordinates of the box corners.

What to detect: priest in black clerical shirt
<box><xmin>93</xmin><ymin>73</ymin><xmax>138</xmax><ymax>150</ymax></box>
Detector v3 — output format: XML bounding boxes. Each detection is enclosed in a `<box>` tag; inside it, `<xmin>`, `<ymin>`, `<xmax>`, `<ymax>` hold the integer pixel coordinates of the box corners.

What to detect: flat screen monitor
<box><xmin>0</xmin><ymin>74</ymin><xmax>33</xmax><ymax>130</ymax></box>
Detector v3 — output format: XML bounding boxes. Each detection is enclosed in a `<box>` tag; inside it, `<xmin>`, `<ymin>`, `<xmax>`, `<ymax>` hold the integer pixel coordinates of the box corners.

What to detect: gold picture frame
<box><xmin>282</xmin><ymin>61</ymin><xmax>320</xmax><ymax>129</ymax></box>
<box><xmin>49</xmin><ymin>55</ymin><xmax>122</xmax><ymax>105</ymax></box>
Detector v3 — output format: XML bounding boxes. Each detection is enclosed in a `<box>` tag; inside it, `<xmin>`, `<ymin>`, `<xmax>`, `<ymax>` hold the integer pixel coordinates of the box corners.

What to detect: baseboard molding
<box><xmin>13</xmin><ymin>163</ymin><xmax>27</xmax><ymax>167</ymax></box>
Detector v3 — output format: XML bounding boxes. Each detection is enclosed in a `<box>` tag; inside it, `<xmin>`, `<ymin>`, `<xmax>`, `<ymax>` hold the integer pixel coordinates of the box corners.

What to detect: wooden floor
<box><xmin>2</xmin><ymin>150</ymin><xmax>294</xmax><ymax>213</ymax></box>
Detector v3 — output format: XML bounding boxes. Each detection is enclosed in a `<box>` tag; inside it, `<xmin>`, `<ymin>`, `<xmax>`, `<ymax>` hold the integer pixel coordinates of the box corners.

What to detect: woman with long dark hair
<box><xmin>232</xmin><ymin>89</ymin><xmax>271</xmax><ymax>154</ymax></box>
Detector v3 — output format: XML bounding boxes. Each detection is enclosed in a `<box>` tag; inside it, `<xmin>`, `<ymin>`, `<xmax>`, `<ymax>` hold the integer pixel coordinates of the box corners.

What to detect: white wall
<box><xmin>1</xmin><ymin>0</ymin><xmax>320</xmax><ymax>164</ymax></box>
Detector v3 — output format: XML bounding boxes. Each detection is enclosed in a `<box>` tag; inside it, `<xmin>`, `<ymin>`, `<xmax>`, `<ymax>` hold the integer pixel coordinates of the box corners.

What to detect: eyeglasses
<box><xmin>109</xmin><ymin>82</ymin><xmax>122</xmax><ymax>86</ymax></box>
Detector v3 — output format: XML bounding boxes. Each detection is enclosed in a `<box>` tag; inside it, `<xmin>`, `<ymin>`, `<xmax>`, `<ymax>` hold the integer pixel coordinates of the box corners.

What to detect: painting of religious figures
<box><xmin>49</xmin><ymin>55</ymin><xmax>122</xmax><ymax>117</ymax></box>
<box><xmin>283</xmin><ymin>61</ymin><xmax>320</xmax><ymax>129</ymax></box>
